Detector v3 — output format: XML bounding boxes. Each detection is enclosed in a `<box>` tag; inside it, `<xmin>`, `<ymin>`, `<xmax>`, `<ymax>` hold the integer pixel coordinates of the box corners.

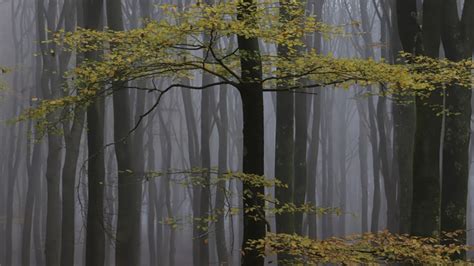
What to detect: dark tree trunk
<box><xmin>237</xmin><ymin>1</ymin><xmax>266</xmax><ymax>263</ymax></box>
<box><xmin>440</xmin><ymin>0</ymin><xmax>473</xmax><ymax>256</ymax></box>
<box><xmin>106</xmin><ymin>1</ymin><xmax>142</xmax><ymax>264</ymax></box>
<box><xmin>399</xmin><ymin>0</ymin><xmax>444</xmax><ymax>238</ymax></box>
<box><xmin>294</xmin><ymin>90</ymin><xmax>307</xmax><ymax>236</ymax></box>
<box><xmin>37</xmin><ymin>1</ymin><xmax>63</xmax><ymax>264</ymax></box>
<box><xmin>275</xmin><ymin>0</ymin><xmax>296</xmax><ymax>244</ymax></box>
<box><xmin>83</xmin><ymin>1</ymin><xmax>106</xmax><ymax>265</ymax></box>
<box><xmin>394</xmin><ymin>0</ymin><xmax>421</xmax><ymax>236</ymax></box>
<box><xmin>274</xmin><ymin>67</ymin><xmax>295</xmax><ymax>237</ymax></box>
<box><xmin>60</xmin><ymin>2</ymin><xmax>82</xmax><ymax>264</ymax></box>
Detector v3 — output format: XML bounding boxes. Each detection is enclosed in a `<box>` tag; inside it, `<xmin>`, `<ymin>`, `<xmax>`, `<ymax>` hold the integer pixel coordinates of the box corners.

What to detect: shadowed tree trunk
<box><xmin>397</xmin><ymin>0</ymin><xmax>443</xmax><ymax>238</ymax></box>
<box><xmin>37</xmin><ymin>0</ymin><xmax>63</xmax><ymax>264</ymax></box>
<box><xmin>237</xmin><ymin>1</ymin><xmax>266</xmax><ymax>264</ymax></box>
<box><xmin>60</xmin><ymin>1</ymin><xmax>84</xmax><ymax>265</ymax></box>
<box><xmin>83</xmin><ymin>0</ymin><xmax>106</xmax><ymax>265</ymax></box>
<box><xmin>275</xmin><ymin>0</ymin><xmax>296</xmax><ymax>247</ymax></box>
<box><xmin>440</xmin><ymin>0</ymin><xmax>473</xmax><ymax>257</ymax></box>
<box><xmin>106</xmin><ymin>0</ymin><xmax>142</xmax><ymax>264</ymax></box>
<box><xmin>394</xmin><ymin>0</ymin><xmax>421</xmax><ymax>236</ymax></box>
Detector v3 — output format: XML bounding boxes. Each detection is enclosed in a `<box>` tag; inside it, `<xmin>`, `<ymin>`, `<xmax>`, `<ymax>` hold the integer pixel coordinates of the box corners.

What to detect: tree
<box><xmin>396</xmin><ymin>0</ymin><xmax>443</xmax><ymax>238</ymax></box>
<box><xmin>83</xmin><ymin>0</ymin><xmax>106</xmax><ymax>265</ymax></box>
<box><xmin>440</xmin><ymin>0</ymin><xmax>473</xmax><ymax>256</ymax></box>
<box><xmin>36</xmin><ymin>0</ymin><xmax>64</xmax><ymax>264</ymax></box>
<box><xmin>106</xmin><ymin>0</ymin><xmax>143</xmax><ymax>264</ymax></box>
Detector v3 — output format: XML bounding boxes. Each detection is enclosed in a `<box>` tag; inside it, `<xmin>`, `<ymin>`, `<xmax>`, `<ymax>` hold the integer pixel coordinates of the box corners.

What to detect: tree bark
<box><xmin>237</xmin><ymin>2</ymin><xmax>266</xmax><ymax>263</ymax></box>
<box><xmin>106</xmin><ymin>1</ymin><xmax>142</xmax><ymax>264</ymax></box>
<box><xmin>83</xmin><ymin>1</ymin><xmax>106</xmax><ymax>265</ymax></box>
<box><xmin>440</xmin><ymin>0</ymin><xmax>473</xmax><ymax>256</ymax></box>
<box><xmin>216</xmin><ymin>86</ymin><xmax>229</xmax><ymax>264</ymax></box>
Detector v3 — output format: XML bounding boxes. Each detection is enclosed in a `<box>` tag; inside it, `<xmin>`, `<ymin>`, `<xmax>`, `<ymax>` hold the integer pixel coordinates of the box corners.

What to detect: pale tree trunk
<box><xmin>305</xmin><ymin>0</ymin><xmax>324</xmax><ymax>239</ymax></box>
<box><xmin>215</xmin><ymin>86</ymin><xmax>229</xmax><ymax>264</ymax></box>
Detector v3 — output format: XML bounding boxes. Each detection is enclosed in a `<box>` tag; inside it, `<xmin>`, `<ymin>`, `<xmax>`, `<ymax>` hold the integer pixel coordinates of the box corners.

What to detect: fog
<box><xmin>0</xmin><ymin>0</ymin><xmax>473</xmax><ymax>265</ymax></box>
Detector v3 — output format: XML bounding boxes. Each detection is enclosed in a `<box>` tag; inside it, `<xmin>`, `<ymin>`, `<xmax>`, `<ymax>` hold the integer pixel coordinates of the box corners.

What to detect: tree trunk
<box><xmin>216</xmin><ymin>86</ymin><xmax>229</xmax><ymax>264</ymax></box>
<box><xmin>305</xmin><ymin>0</ymin><xmax>324</xmax><ymax>239</ymax></box>
<box><xmin>237</xmin><ymin>1</ymin><xmax>266</xmax><ymax>262</ymax></box>
<box><xmin>106</xmin><ymin>1</ymin><xmax>142</xmax><ymax>264</ymax></box>
<box><xmin>36</xmin><ymin>0</ymin><xmax>63</xmax><ymax>264</ymax></box>
<box><xmin>440</xmin><ymin>0</ymin><xmax>473</xmax><ymax>256</ymax></box>
<box><xmin>198</xmin><ymin>73</ymin><xmax>213</xmax><ymax>266</ymax></box>
<box><xmin>60</xmin><ymin>2</ymin><xmax>83</xmax><ymax>265</ymax></box>
<box><xmin>356</xmin><ymin>97</ymin><xmax>369</xmax><ymax>233</ymax></box>
<box><xmin>22</xmin><ymin>120</ymin><xmax>42</xmax><ymax>266</ymax></box>
<box><xmin>405</xmin><ymin>0</ymin><xmax>443</xmax><ymax>238</ymax></box>
<box><xmin>83</xmin><ymin>1</ymin><xmax>106</xmax><ymax>265</ymax></box>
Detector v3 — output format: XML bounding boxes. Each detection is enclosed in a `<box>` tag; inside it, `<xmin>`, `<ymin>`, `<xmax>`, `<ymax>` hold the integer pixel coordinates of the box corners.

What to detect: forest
<box><xmin>0</xmin><ymin>0</ymin><xmax>473</xmax><ymax>265</ymax></box>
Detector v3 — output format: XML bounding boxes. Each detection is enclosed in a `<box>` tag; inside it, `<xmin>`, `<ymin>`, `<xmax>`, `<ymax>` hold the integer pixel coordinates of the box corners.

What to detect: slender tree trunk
<box><xmin>146</xmin><ymin>110</ymin><xmax>157</xmax><ymax>266</ymax></box>
<box><xmin>306</xmin><ymin>0</ymin><xmax>324</xmax><ymax>239</ymax></box>
<box><xmin>294</xmin><ymin>90</ymin><xmax>306</xmax><ymax>237</ymax></box>
<box><xmin>6</xmin><ymin>109</ymin><xmax>23</xmax><ymax>266</ymax></box>
<box><xmin>275</xmin><ymin>1</ymin><xmax>296</xmax><ymax>245</ymax></box>
<box><xmin>307</xmin><ymin>90</ymin><xmax>321</xmax><ymax>239</ymax></box>
<box><xmin>198</xmin><ymin>74</ymin><xmax>212</xmax><ymax>266</ymax></box>
<box><xmin>60</xmin><ymin>2</ymin><xmax>83</xmax><ymax>265</ymax></box>
<box><xmin>368</xmin><ymin>96</ymin><xmax>381</xmax><ymax>232</ymax></box>
<box><xmin>359</xmin><ymin>0</ymin><xmax>381</xmax><ymax>234</ymax></box>
<box><xmin>22</xmin><ymin>121</ymin><xmax>42</xmax><ymax>266</ymax></box>
<box><xmin>158</xmin><ymin>112</ymin><xmax>176</xmax><ymax>266</ymax></box>
<box><xmin>215</xmin><ymin>86</ymin><xmax>229</xmax><ymax>264</ymax></box>
<box><xmin>356</xmin><ymin>97</ymin><xmax>369</xmax><ymax>233</ymax></box>
<box><xmin>336</xmin><ymin>95</ymin><xmax>347</xmax><ymax>236</ymax></box>
<box><xmin>180</xmin><ymin>84</ymin><xmax>202</xmax><ymax>266</ymax></box>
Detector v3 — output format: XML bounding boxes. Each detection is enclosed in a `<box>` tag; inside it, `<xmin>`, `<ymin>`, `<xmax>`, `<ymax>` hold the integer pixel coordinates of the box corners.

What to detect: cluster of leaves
<box><xmin>20</xmin><ymin>0</ymin><xmax>474</xmax><ymax>132</ymax></box>
<box><xmin>0</xmin><ymin>66</ymin><xmax>10</xmax><ymax>90</ymax></box>
<box><xmin>143</xmin><ymin>170</ymin><xmax>470</xmax><ymax>264</ymax></box>
<box><xmin>145</xmin><ymin>168</ymin><xmax>340</xmax><ymax>221</ymax></box>
<box><xmin>247</xmin><ymin>230</ymin><xmax>470</xmax><ymax>264</ymax></box>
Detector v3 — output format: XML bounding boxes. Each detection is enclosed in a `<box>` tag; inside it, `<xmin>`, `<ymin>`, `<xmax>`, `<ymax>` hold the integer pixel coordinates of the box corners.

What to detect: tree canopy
<box><xmin>23</xmin><ymin>1</ymin><xmax>473</xmax><ymax>129</ymax></box>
